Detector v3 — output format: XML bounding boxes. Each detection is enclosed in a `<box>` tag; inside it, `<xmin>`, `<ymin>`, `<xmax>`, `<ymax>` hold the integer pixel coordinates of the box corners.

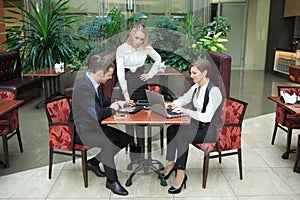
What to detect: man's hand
<box><xmin>116</xmin><ymin>101</ymin><xmax>125</xmax><ymax>108</ymax></box>
<box><xmin>110</xmin><ymin>102</ymin><xmax>120</xmax><ymax>111</ymax></box>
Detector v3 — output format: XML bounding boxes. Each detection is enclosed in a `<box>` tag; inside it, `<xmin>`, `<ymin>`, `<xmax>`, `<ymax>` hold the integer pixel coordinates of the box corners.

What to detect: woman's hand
<box><xmin>140</xmin><ymin>73</ymin><xmax>150</xmax><ymax>81</ymax></box>
<box><xmin>125</xmin><ymin>100</ymin><xmax>135</xmax><ymax>107</ymax></box>
<box><xmin>166</xmin><ymin>102</ymin><xmax>176</xmax><ymax>109</ymax></box>
<box><xmin>122</xmin><ymin>90</ymin><xmax>135</xmax><ymax>106</ymax></box>
<box><xmin>123</xmin><ymin>90</ymin><xmax>130</xmax><ymax>103</ymax></box>
<box><xmin>171</xmin><ymin>105</ymin><xmax>187</xmax><ymax>114</ymax></box>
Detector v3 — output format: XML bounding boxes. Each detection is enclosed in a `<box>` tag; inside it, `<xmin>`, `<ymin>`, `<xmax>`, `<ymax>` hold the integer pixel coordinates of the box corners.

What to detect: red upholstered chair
<box><xmin>288</xmin><ymin>65</ymin><xmax>300</xmax><ymax>84</ymax></box>
<box><xmin>193</xmin><ymin>97</ymin><xmax>248</xmax><ymax>188</ymax></box>
<box><xmin>44</xmin><ymin>96</ymin><xmax>89</xmax><ymax>187</ymax></box>
<box><xmin>271</xmin><ymin>86</ymin><xmax>300</xmax><ymax>159</ymax></box>
<box><xmin>294</xmin><ymin>134</ymin><xmax>300</xmax><ymax>173</ymax></box>
<box><xmin>0</xmin><ymin>89</ymin><xmax>23</xmax><ymax>168</ymax></box>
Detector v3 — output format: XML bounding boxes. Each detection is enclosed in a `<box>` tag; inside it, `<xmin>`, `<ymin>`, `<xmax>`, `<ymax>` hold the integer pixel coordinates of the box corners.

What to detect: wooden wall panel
<box><xmin>284</xmin><ymin>0</ymin><xmax>300</xmax><ymax>17</ymax></box>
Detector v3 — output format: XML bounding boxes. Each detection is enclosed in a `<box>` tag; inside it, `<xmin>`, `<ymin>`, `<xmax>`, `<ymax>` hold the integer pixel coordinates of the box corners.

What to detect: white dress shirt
<box><xmin>116</xmin><ymin>43</ymin><xmax>161</xmax><ymax>92</ymax></box>
<box><xmin>173</xmin><ymin>80</ymin><xmax>222</xmax><ymax>123</ymax></box>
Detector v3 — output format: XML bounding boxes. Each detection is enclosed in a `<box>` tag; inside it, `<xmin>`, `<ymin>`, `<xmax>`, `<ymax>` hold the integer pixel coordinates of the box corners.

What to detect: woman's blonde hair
<box><xmin>126</xmin><ymin>24</ymin><xmax>149</xmax><ymax>48</ymax></box>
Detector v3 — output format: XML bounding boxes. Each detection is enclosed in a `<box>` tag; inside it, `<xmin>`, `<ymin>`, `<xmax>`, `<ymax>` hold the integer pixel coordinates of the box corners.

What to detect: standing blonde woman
<box><xmin>116</xmin><ymin>24</ymin><xmax>162</xmax><ymax>160</ymax></box>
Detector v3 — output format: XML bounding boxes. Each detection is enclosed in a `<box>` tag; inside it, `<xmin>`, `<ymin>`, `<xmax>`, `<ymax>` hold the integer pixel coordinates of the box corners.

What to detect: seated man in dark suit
<box><xmin>72</xmin><ymin>54</ymin><xmax>130</xmax><ymax>196</ymax></box>
<box><xmin>68</xmin><ymin>112</ymin><xmax>106</xmax><ymax>177</ymax></box>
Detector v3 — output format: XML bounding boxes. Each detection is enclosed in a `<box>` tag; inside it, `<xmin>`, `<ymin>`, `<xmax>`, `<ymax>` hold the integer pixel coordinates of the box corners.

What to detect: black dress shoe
<box><xmin>168</xmin><ymin>174</ymin><xmax>188</xmax><ymax>194</ymax></box>
<box><xmin>106</xmin><ymin>180</ymin><xmax>129</xmax><ymax>196</ymax></box>
<box><xmin>87</xmin><ymin>161</ymin><xmax>105</xmax><ymax>177</ymax></box>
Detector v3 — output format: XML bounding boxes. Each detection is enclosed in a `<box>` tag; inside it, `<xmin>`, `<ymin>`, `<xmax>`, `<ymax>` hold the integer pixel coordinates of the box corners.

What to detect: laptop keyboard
<box><xmin>167</xmin><ymin>108</ymin><xmax>180</xmax><ymax>116</ymax></box>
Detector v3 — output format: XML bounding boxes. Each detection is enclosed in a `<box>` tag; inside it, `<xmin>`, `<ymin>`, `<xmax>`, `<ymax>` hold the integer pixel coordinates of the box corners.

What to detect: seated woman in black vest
<box><xmin>160</xmin><ymin>59</ymin><xmax>223</xmax><ymax>194</ymax></box>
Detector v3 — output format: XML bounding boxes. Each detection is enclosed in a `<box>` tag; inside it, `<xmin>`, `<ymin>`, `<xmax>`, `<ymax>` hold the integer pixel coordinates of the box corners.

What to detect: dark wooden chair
<box><xmin>0</xmin><ymin>89</ymin><xmax>23</xmax><ymax>168</ymax></box>
<box><xmin>44</xmin><ymin>96</ymin><xmax>89</xmax><ymax>187</ymax></box>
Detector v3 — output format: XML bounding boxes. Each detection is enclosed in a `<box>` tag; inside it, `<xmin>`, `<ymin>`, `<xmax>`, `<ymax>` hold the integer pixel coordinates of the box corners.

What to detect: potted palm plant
<box><xmin>1</xmin><ymin>0</ymin><xmax>86</xmax><ymax>72</ymax></box>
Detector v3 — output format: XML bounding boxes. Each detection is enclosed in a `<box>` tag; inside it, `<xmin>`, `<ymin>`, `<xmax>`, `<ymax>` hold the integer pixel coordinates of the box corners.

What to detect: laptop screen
<box><xmin>146</xmin><ymin>90</ymin><xmax>183</xmax><ymax>118</ymax></box>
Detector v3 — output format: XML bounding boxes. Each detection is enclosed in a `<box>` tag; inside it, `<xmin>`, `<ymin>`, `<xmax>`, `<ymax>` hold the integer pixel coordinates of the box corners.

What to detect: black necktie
<box><xmin>97</xmin><ymin>85</ymin><xmax>103</xmax><ymax>107</ymax></box>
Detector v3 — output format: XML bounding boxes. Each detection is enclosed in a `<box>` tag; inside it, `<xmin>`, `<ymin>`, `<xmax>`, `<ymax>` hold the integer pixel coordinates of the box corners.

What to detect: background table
<box><xmin>268</xmin><ymin>96</ymin><xmax>300</xmax><ymax>114</ymax></box>
<box><xmin>102</xmin><ymin>108</ymin><xmax>190</xmax><ymax>187</ymax></box>
<box><xmin>268</xmin><ymin>96</ymin><xmax>300</xmax><ymax>159</ymax></box>
<box><xmin>0</xmin><ymin>99</ymin><xmax>24</xmax><ymax>168</ymax></box>
<box><xmin>24</xmin><ymin>67</ymin><xmax>73</xmax><ymax>108</ymax></box>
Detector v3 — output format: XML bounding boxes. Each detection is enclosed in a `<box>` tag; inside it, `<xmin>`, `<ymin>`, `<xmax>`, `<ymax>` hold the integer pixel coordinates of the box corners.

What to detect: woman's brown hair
<box><xmin>189</xmin><ymin>59</ymin><xmax>212</xmax><ymax>77</ymax></box>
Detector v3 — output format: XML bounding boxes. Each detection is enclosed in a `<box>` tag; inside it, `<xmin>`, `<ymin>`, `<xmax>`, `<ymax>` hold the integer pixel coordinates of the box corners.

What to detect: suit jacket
<box><xmin>72</xmin><ymin>75</ymin><xmax>116</xmax><ymax>136</ymax></box>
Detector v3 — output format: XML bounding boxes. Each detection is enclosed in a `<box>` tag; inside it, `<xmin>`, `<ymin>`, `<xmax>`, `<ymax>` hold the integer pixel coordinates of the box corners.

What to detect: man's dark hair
<box><xmin>88</xmin><ymin>54</ymin><xmax>115</xmax><ymax>73</ymax></box>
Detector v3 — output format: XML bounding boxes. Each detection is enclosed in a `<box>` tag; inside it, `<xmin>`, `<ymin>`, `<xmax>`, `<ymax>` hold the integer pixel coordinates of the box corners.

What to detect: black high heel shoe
<box><xmin>158</xmin><ymin>164</ymin><xmax>176</xmax><ymax>180</ymax></box>
<box><xmin>168</xmin><ymin>174</ymin><xmax>188</xmax><ymax>194</ymax></box>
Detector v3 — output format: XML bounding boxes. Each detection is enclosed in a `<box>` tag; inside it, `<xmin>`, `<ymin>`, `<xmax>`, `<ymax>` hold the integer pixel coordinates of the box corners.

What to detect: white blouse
<box><xmin>116</xmin><ymin>43</ymin><xmax>161</xmax><ymax>92</ymax></box>
<box><xmin>173</xmin><ymin>80</ymin><xmax>222</xmax><ymax>123</ymax></box>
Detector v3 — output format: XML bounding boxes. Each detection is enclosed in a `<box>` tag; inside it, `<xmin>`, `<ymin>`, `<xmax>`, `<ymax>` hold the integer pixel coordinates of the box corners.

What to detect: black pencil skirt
<box><xmin>125</xmin><ymin>67</ymin><xmax>148</xmax><ymax>101</ymax></box>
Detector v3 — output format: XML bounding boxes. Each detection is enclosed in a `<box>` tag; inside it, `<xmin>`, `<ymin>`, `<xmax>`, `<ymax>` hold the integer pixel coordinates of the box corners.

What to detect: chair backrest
<box><xmin>0</xmin><ymin>89</ymin><xmax>19</xmax><ymax>131</ymax></box>
<box><xmin>0</xmin><ymin>51</ymin><xmax>22</xmax><ymax>82</ymax></box>
<box><xmin>277</xmin><ymin>86</ymin><xmax>300</xmax><ymax>96</ymax></box>
<box><xmin>207</xmin><ymin>51</ymin><xmax>231</xmax><ymax>97</ymax></box>
<box><xmin>45</xmin><ymin>97</ymin><xmax>71</xmax><ymax>123</ymax></box>
<box><xmin>98</xmin><ymin>51</ymin><xmax>117</xmax><ymax>98</ymax></box>
<box><xmin>0</xmin><ymin>89</ymin><xmax>16</xmax><ymax>100</ymax></box>
<box><xmin>288</xmin><ymin>65</ymin><xmax>300</xmax><ymax>84</ymax></box>
<box><xmin>45</xmin><ymin>97</ymin><xmax>73</xmax><ymax>150</ymax></box>
<box><xmin>219</xmin><ymin>97</ymin><xmax>248</xmax><ymax>151</ymax></box>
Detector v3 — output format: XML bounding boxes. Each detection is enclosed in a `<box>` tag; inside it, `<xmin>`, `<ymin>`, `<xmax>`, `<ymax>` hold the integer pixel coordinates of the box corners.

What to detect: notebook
<box><xmin>118</xmin><ymin>106</ymin><xmax>143</xmax><ymax>114</ymax></box>
<box><xmin>145</xmin><ymin>90</ymin><xmax>185</xmax><ymax>118</ymax></box>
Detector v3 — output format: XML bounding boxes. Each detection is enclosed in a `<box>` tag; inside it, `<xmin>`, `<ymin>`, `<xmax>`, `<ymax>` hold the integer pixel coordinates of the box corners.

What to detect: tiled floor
<box><xmin>0</xmin><ymin>70</ymin><xmax>300</xmax><ymax>199</ymax></box>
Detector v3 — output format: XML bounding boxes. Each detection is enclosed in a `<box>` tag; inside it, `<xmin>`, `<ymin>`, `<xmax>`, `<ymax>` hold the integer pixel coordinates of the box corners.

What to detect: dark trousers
<box><xmin>166</xmin><ymin>123</ymin><xmax>208</xmax><ymax>170</ymax></box>
<box><xmin>79</xmin><ymin>125</ymin><xmax>130</xmax><ymax>181</ymax></box>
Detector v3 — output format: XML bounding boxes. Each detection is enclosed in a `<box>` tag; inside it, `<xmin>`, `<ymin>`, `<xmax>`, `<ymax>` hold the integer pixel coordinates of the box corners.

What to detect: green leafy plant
<box><xmin>125</xmin><ymin>12</ymin><xmax>148</xmax><ymax>27</ymax></box>
<box><xmin>105</xmin><ymin>7</ymin><xmax>124</xmax><ymax>37</ymax></box>
<box><xmin>154</xmin><ymin>16</ymin><xmax>178</xmax><ymax>30</ymax></box>
<box><xmin>197</xmin><ymin>16</ymin><xmax>231</xmax><ymax>53</ymax></box>
<box><xmin>78</xmin><ymin>16</ymin><xmax>112</xmax><ymax>41</ymax></box>
<box><xmin>178</xmin><ymin>13</ymin><xmax>202</xmax><ymax>41</ymax></box>
<box><xmin>198</xmin><ymin>31</ymin><xmax>228</xmax><ymax>53</ymax></box>
<box><xmin>1</xmin><ymin>0</ymin><xmax>86</xmax><ymax>72</ymax></box>
<box><xmin>173</xmin><ymin>13</ymin><xmax>205</xmax><ymax>71</ymax></box>
<box><xmin>67</xmin><ymin>44</ymin><xmax>95</xmax><ymax>70</ymax></box>
<box><xmin>200</xmin><ymin>16</ymin><xmax>232</xmax><ymax>38</ymax></box>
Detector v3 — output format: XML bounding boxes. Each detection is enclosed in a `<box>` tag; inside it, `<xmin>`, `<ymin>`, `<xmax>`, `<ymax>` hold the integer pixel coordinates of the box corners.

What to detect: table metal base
<box><xmin>125</xmin><ymin>125</ymin><xmax>167</xmax><ymax>187</ymax></box>
<box><xmin>125</xmin><ymin>157</ymin><xmax>166</xmax><ymax>187</ymax></box>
